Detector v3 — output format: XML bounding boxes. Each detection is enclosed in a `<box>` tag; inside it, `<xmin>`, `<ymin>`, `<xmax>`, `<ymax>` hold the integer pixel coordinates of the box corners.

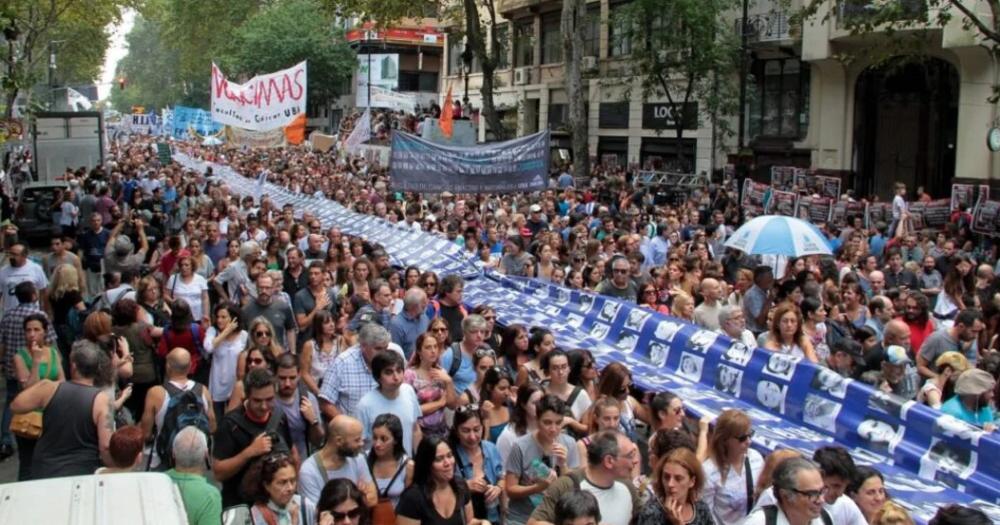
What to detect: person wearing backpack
<box><xmin>741</xmin><ymin>457</ymin><xmax>834</xmax><ymax>525</ymax></box>
<box><xmin>139</xmin><ymin>347</ymin><xmax>215</xmax><ymax>471</ymax></box>
<box><xmin>438</xmin><ymin>314</ymin><xmax>491</xmax><ymax>395</ymax></box>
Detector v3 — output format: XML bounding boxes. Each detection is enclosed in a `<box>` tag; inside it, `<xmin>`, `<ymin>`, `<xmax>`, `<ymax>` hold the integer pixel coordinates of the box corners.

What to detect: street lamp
<box><xmin>461</xmin><ymin>37</ymin><xmax>472</xmax><ymax>107</ymax></box>
<box><xmin>48</xmin><ymin>39</ymin><xmax>67</xmax><ymax>109</ymax></box>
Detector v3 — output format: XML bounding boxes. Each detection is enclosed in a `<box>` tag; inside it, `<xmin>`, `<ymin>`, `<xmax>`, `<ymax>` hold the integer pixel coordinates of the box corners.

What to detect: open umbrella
<box><xmin>202</xmin><ymin>136</ymin><xmax>223</xmax><ymax>146</ymax></box>
<box><xmin>724</xmin><ymin>215</ymin><xmax>832</xmax><ymax>257</ymax></box>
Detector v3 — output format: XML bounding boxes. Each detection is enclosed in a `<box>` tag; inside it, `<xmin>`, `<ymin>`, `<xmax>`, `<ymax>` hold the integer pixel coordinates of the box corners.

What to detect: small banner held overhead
<box><xmin>390</xmin><ymin>129</ymin><xmax>550</xmax><ymax>194</ymax></box>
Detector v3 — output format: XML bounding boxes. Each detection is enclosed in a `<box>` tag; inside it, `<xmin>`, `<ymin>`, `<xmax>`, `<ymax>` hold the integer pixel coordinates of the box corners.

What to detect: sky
<box><xmin>97</xmin><ymin>8</ymin><xmax>136</xmax><ymax>101</ymax></box>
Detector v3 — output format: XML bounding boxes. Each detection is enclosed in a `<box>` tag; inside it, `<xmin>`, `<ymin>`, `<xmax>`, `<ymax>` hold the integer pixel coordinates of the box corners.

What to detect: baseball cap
<box><xmin>529</xmin><ymin>204</ymin><xmax>542</xmax><ymax>213</ymax></box>
<box><xmin>884</xmin><ymin>345</ymin><xmax>911</xmax><ymax>366</ymax></box>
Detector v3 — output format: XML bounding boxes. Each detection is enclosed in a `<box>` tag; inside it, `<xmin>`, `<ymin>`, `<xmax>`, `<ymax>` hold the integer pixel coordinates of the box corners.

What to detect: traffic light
<box><xmin>118</xmin><ymin>77</ymin><xmax>126</xmax><ymax>90</ymax></box>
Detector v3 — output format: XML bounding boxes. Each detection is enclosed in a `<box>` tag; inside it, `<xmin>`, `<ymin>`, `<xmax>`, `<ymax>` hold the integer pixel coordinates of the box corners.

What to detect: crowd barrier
<box><xmin>175</xmin><ymin>152</ymin><xmax>1000</xmax><ymax>524</ymax></box>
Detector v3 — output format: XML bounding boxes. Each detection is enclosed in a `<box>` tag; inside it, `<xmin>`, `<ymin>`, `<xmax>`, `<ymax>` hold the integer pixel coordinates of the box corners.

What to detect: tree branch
<box><xmin>948</xmin><ymin>0</ymin><xmax>1000</xmax><ymax>43</ymax></box>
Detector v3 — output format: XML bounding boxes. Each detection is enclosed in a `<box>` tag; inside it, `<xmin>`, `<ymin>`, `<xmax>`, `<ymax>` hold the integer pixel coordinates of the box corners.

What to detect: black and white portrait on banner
<box><xmin>933</xmin><ymin>414</ymin><xmax>986</xmax><ymax>443</ymax></box>
<box><xmin>686</xmin><ymin>330</ymin><xmax>718</xmax><ymax>353</ymax></box>
<box><xmin>617</xmin><ymin>333</ymin><xmax>638</xmax><ymax>352</ymax></box>
<box><xmin>714</xmin><ymin>364</ymin><xmax>743</xmax><ymax>396</ymax></box>
<box><xmin>599</xmin><ymin>301</ymin><xmax>621</xmax><ymax>322</ymax></box>
<box><xmin>856</xmin><ymin>418</ymin><xmax>904</xmax><ymax>454</ymax></box>
<box><xmin>655</xmin><ymin>320</ymin><xmax>684</xmax><ymax>343</ymax></box>
<box><xmin>756</xmin><ymin>380</ymin><xmax>787</xmax><ymax>413</ymax></box>
<box><xmin>722</xmin><ymin>341</ymin><xmax>753</xmax><ymax>367</ymax></box>
<box><xmin>566</xmin><ymin>313</ymin><xmax>584</xmax><ymax>328</ymax></box>
<box><xmin>803</xmin><ymin>394</ymin><xmax>842</xmax><ymax>432</ymax></box>
<box><xmin>625</xmin><ymin>308</ymin><xmax>651</xmax><ymax>332</ymax></box>
<box><xmin>578</xmin><ymin>293</ymin><xmax>595</xmax><ymax>313</ymax></box>
<box><xmin>648</xmin><ymin>341</ymin><xmax>670</xmax><ymax>366</ymax></box>
<box><xmin>763</xmin><ymin>353</ymin><xmax>800</xmax><ymax>380</ymax></box>
<box><xmin>590</xmin><ymin>323</ymin><xmax>609</xmax><ymax>340</ymax></box>
<box><xmin>918</xmin><ymin>438</ymin><xmax>976</xmax><ymax>480</ymax></box>
<box><xmin>868</xmin><ymin>389</ymin><xmax>908</xmax><ymax>419</ymax></box>
<box><xmin>554</xmin><ymin>289</ymin><xmax>570</xmax><ymax>305</ymax></box>
<box><xmin>811</xmin><ymin>368</ymin><xmax>849</xmax><ymax>398</ymax></box>
<box><xmin>678</xmin><ymin>353</ymin><xmax>705</xmax><ymax>381</ymax></box>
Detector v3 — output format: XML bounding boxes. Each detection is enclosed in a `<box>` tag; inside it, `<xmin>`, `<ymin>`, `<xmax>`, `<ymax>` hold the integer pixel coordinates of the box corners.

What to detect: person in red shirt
<box><xmin>899</xmin><ymin>291</ymin><xmax>935</xmax><ymax>355</ymax></box>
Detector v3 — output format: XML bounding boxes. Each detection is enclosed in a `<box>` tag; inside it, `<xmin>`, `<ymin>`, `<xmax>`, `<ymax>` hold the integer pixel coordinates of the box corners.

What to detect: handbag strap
<box><xmin>368</xmin><ymin>455</ymin><xmax>409</xmax><ymax>499</ymax></box>
<box><xmin>744</xmin><ymin>455</ymin><xmax>754</xmax><ymax>514</ymax></box>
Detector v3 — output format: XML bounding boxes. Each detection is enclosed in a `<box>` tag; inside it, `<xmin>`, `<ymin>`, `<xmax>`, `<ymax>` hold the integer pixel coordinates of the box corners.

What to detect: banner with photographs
<box><xmin>908</xmin><ymin>199</ymin><xmax>951</xmax><ymax>230</ymax></box>
<box><xmin>972</xmin><ymin>199</ymin><xmax>1000</xmax><ymax>237</ymax></box>
<box><xmin>830</xmin><ymin>200</ymin><xmax>866</xmax><ymax>227</ymax></box>
<box><xmin>767</xmin><ymin>189</ymin><xmax>798</xmax><ymax>216</ymax></box>
<box><xmin>795</xmin><ymin>195</ymin><xmax>834</xmax><ymax>223</ymax></box>
<box><xmin>770</xmin><ymin>166</ymin><xmax>799</xmax><ymax>191</ymax></box>
<box><xmin>794</xmin><ymin>172</ymin><xmax>841</xmax><ymax>199</ymax></box>
<box><xmin>951</xmin><ymin>184</ymin><xmax>989</xmax><ymax>211</ymax></box>
<box><xmin>741</xmin><ymin>179</ymin><xmax>768</xmax><ymax>218</ymax></box>
<box><xmin>176</xmin><ymin>152</ymin><xmax>1000</xmax><ymax>525</ymax></box>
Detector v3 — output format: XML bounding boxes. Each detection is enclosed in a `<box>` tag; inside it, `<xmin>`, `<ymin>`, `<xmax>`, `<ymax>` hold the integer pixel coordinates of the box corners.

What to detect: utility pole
<box><xmin>367</xmin><ymin>49</ymin><xmax>372</xmax><ymax>110</ymax></box>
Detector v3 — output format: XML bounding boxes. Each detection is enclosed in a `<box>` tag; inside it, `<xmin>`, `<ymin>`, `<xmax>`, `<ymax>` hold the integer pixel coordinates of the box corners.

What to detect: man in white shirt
<box><xmin>743</xmin><ymin>458</ymin><xmax>831</xmax><ymax>525</ymax></box>
<box><xmin>718</xmin><ymin>305</ymin><xmax>758</xmax><ymax>349</ymax></box>
<box><xmin>694</xmin><ymin>278</ymin><xmax>724</xmax><ymax>330</ymax></box>
<box><xmin>0</xmin><ymin>244</ymin><xmax>49</xmax><ymax>315</ymax></box>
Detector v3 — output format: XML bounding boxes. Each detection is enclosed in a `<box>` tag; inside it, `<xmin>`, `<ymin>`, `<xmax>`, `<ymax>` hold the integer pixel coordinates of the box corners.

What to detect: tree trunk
<box><xmin>464</xmin><ymin>0</ymin><xmax>507</xmax><ymax>140</ymax></box>
<box><xmin>562</xmin><ymin>0</ymin><xmax>589</xmax><ymax>179</ymax></box>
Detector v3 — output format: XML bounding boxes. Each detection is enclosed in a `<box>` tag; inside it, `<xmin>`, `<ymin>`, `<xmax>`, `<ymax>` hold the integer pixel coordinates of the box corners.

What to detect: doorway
<box><xmin>853</xmin><ymin>57</ymin><xmax>959</xmax><ymax>199</ymax></box>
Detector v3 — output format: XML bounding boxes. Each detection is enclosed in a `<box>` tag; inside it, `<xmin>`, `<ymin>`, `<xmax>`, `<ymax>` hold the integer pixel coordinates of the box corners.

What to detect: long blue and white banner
<box><xmin>389</xmin><ymin>130</ymin><xmax>550</xmax><ymax>194</ymax></box>
<box><xmin>174</xmin><ymin>152</ymin><xmax>1000</xmax><ymax>524</ymax></box>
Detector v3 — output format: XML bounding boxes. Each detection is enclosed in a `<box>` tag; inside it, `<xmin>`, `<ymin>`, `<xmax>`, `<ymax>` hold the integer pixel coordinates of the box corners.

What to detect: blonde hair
<box><xmin>50</xmin><ymin>264</ymin><xmax>81</xmax><ymax>300</ymax></box>
<box><xmin>871</xmin><ymin>501</ymin><xmax>914</xmax><ymax>525</ymax></box>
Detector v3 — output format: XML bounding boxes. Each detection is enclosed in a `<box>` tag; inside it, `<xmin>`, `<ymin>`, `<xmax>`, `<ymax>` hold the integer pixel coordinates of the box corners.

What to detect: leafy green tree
<box><xmin>615</xmin><ymin>0</ymin><xmax>740</xmax><ymax>168</ymax></box>
<box><xmin>109</xmin><ymin>16</ymin><xmax>185</xmax><ymax>112</ymax></box>
<box><xmin>1</xmin><ymin>0</ymin><xmax>131</xmax><ymax>118</ymax></box>
<box><xmin>215</xmin><ymin>0</ymin><xmax>356</xmax><ymax>105</ymax></box>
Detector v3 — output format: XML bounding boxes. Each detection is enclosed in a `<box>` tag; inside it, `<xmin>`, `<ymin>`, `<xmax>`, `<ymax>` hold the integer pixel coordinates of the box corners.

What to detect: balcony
<box><xmin>836</xmin><ymin>0</ymin><xmax>927</xmax><ymax>29</ymax></box>
<box><xmin>736</xmin><ymin>11</ymin><xmax>794</xmax><ymax>44</ymax></box>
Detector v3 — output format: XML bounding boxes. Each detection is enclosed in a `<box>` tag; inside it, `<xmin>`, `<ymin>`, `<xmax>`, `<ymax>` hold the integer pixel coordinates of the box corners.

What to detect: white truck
<box><xmin>31</xmin><ymin>111</ymin><xmax>106</xmax><ymax>182</ymax></box>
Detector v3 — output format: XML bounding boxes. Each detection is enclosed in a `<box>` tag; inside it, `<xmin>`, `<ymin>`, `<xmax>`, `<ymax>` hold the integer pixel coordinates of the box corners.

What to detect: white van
<box><xmin>0</xmin><ymin>472</ymin><xmax>188</xmax><ymax>524</ymax></box>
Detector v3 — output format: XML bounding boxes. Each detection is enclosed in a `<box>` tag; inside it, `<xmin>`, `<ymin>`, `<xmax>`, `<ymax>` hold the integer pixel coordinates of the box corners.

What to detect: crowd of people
<box><xmin>0</xmin><ymin>134</ymin><xmax>994</xmax><ymax>525</ymax></box>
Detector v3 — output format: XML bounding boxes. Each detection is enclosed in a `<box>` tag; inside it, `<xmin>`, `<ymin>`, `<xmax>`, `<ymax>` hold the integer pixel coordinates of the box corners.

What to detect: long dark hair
<box><xmin>511</xmin><ymin>382</ymin><xmax>542</xmax><ymax>435</ymax></box>
<box><xmin>448</xmin><ymin>405</ymin><xmax>485</xmax><ymax>451</ymax></box>
<box><xmin>316</xmin><ymin>478</ymin><xmax>370</xmax><ymax>525</ymax></box>
<box><xmin>367</xmin><ymin>413</ymin><xmax>406</xmax><ymax>467</ymax></box>
<box><xmin>479</xmin><ymin>366</ymin><xmax>513</xmax><ymax>405</ymax></box>
<box><xmin>499</xmin><ymin>324</ymin><xmax>528</xmax><ymax>364</ymax></box>
<box><xmin>412</xmin><ymin>436</ymin><xmax>468</xmax><ymax>500</ymax></box>
<box><xmin>567</xmin><ymin>349</ymin><xmax>594</xmax><ymax>386</ymax></box>
<box><xmin>169</xmin><ymin>299</ymin><xmax>193</xmax><ymax>333</ymax></box>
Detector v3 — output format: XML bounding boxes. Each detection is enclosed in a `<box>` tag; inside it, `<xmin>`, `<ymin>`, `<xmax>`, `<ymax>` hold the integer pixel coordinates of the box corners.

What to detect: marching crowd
<box><xmin>0</xmin><ymin>135</ymin><xmax>994</xmax><ymax>525</ymax></box>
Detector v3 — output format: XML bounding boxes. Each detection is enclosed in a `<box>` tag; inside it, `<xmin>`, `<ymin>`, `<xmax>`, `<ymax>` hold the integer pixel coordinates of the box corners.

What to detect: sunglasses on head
<box><xmin>456</xmin><ymin>403</ymin><xmax>481</xmax><ymax>414</ymax></box>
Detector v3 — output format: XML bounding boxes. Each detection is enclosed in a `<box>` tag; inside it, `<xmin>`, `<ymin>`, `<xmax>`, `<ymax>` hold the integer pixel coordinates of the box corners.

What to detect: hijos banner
<box><xmin>175</xmin><ymin>152</ymin><xmax>1000</xmax><ymax>524</ymax></box>
<box><xmin>211</xmin><ymin>61</ymin><xmax>307</xmax><ymax>131</ymax></box>
<box><xmin>389</xmin><ymin>130</ymin><xmax>550</xmax><ymax>194</ymax></box>
<box><xmin>170</xmin><ymin>106</ymin><xmax>223</xmax><ymax>140</ymax></box>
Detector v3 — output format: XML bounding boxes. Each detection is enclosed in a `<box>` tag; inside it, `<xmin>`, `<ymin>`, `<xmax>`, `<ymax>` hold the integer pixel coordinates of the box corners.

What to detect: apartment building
<box><xmin>441</xmin><ymin>0</ymin><xmax>1000</xmax><ymax>197</ymax></box>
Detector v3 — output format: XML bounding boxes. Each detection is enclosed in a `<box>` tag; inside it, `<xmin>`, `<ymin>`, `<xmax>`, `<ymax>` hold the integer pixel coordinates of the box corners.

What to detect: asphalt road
<box><xmin>0</xmin><ymin>378</ymin><xmax>18</xmax><ymax>483</ymax></box>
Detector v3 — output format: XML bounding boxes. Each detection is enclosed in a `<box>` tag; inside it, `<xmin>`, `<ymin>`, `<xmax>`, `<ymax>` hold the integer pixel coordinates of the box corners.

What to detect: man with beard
<box><xmin>274</xmin><ymin>354</ymin><xmax>324</xmax><ymax>457</ymax></box>
<box><xmin>917</xmin><ymin>309</ymin><xmax>984</xmax><ymax>379</ymax></box>
<box><xmin>899</xmin><ymin>291</ymin><xmax>937</xmax><ymax>354</ymax></box>
<box><xmin>241</xmin><ymin>273</ymin><xmax>296</xmax><ymax>352</ymax></box>
<box><xmin>297</xmin><ymin>415</ymin><xmax>377</xmax><ymax>506</ymax></box>
<box><xmin>282</xmin><ymin>248</ymin><xmax>308</xmax><ymax>298</ymax></box>
<box><xmin>212</xmin><ymin>368</ymin><xmax>294</xmax><ymax>508</ymax></box>
<box><xmin>294</xmin><ymin>261</ymin><xmax>338</xmax><ymax>346</ymax></box>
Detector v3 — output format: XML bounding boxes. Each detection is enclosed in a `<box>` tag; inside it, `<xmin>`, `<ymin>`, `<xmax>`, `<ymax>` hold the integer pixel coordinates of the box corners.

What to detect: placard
<box><xmin>768</xmin><ymin>189</ymin><xmax>798</xmax><ymax>216</ymax></box>
<box><xmin>770</xmin><ymin>166</ymin><xmax>798</xmax><ymax>191</ymax></box>
<box><xmin>865</xmin><ymin>202</ymin><xmax>892</xmax><ymax>229</ymax></box>
<box><xmin>972</xmin><ymin>199</ymin><xmax>1000</xmax><ymax>237</ymax></box>
<box><xmin>796</xmin><ymin>195</ymin><xmax>834</xmax><ymax>223</ymax></box>
<box><xmin>831</xmin><ymin>201</ymin><xmax>866</xmax><ymax>228</ymax></box>
<box><xmin>741</xmin><ymin>179</ymin><xmax>768</xmax><ymax>218</ymax></box>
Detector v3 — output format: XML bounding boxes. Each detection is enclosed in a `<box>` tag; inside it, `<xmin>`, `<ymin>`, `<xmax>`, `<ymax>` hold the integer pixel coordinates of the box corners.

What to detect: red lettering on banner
<box><xmin>214</xmin><ymin>63</ymin><xmax>305</xmax><ymax>109</ymax></box>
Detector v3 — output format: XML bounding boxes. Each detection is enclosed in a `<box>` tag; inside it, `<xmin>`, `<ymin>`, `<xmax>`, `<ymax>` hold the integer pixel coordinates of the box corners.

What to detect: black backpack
<box><xmin>150</xmin><ymin>382</ymin><xmax>211</xmax><ymax>470</ymax></box>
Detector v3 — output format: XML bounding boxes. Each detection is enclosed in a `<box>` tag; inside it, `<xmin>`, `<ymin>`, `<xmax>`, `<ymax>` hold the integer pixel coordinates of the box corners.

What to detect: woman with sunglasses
<box><xmin>636</xmin><ymin>448</ymin><xmax>713</xmax><ymax>525</ymax></box>
<box><xmin>472</xmin><ymin>305</ymin><xmax>502</xmax><ymax>351</ymax></box>
<box><xmin>239</xmin><ymin>317</ymin><xmax>284</xmax><ymax>380</ymax></box>
<box><xmin>701</xmin><ymin>409</ymin><xmax>763</xmax><ymax>525</ymax></box>
<box><xmin>428</xmin><ymin>317</ymin><xmax>453</xmax><ymax>349</ymax></box>
<box><xmin>204</xmin><ymin>303</ymin><xmax>248</xmax><ymax>421</ymax></box>
<box><xmin>316</xmin><ymin>478</ymin><xmax>371</xmax><ymax>525</ymax></box>
<box><xmin>648</xmin><ymin>392</ymin><xmax>709</xmax><ymax>462</ymax></box>
<box><xmin>417</xmin><ymin>271</ymin><xmax>440</xmax><ymax>306</ymax></box>
<box><xmin>639</xmin><ymin>283</ymin><xmax>670</xmax><ymax>315</ymax></box>
<box><xmin>244</xmin><ymin>452</ymin><xmax>315</xmax><ymax>525</ymax></box>
<box><xmin>515</xmin><ymin>327</ymin><xmax>556</xmax><ymax>388</ymax></box>
<box><xmin>596</xmin><ymin>362</ymin><xmax>650</xmax><ymax>442</ymax></box>
<box><xmin>567</xmin><ymin>349</ymin><xmax>599</xmax><ymax>403</ymax></box>
<box><xmin>406</xmin><ymin>333</ymin><xmax>458</xmax><ymax>440</ymax></box>
<box><xmin>451</xmin><ymin>405</ymin><xmax>504</xmax><ymax>525</ymax></box>
<box><xmin>480</xmin><ymin>366</ymin><xmax>513</xmax><ymax>443</ymax></box>
<box><xmin>396</xmin><ymin>436</ymin><xmax>491</xmax><ymax>525</ymax></box>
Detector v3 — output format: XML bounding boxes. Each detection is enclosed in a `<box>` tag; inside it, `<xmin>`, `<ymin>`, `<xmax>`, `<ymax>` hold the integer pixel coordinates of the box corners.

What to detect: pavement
<box><xmin>0</xmin><ymin>378</ymin><xmax>18</xmax><ymax>483</ymax></box>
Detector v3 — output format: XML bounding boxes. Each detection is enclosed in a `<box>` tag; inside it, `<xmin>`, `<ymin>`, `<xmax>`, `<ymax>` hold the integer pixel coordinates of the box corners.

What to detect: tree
<box><xmin>215</xmin><ymin>0</ymin><xmax>357</xmax><ymax>106</ymax></box>
<box><xmin>615</xmin><ymin>0</ymin><xmax>740</xmax><ymax>169</ymax></box>
<box><xmin>457</xmin><ymin>0</ymin><xmax>510</xmax><ymax>140</ymax></box>
<box><xmin>562</xmin><ymin>0</ymin><xmax>589</xmax><ymax>179</ymax></box>
<box><xmin>109</xmin><ymin>16</ymin><xmax>185</xmax><ymax>112</ymax></box>
<box><xmin>1</xmin><ymin>0</ymin><xmax>130</xmax><ymax>118</ymax></box>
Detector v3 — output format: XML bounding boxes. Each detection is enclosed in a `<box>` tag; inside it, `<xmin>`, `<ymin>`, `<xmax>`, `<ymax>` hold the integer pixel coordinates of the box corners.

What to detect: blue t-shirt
<box><xmin>357</xmin><ymin>384</ymin><xmax>423</xmax><ymax>456</ymax></box>
<box><xmin>439</xmin><ymin>344</ymin><xmax>476</xmax><ymax>394</ymax></box>
<box><xmin>941</xmin><ymin>396</ymin><xmax>995</xmax><ymax>427</ymax></box>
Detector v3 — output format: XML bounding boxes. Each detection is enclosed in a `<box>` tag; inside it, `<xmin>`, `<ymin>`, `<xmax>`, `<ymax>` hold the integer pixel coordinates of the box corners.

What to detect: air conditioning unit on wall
<box><xmin>514</xmin><ymin>67</ymin><xmax>532</xmax><ymax>85</ymax></box>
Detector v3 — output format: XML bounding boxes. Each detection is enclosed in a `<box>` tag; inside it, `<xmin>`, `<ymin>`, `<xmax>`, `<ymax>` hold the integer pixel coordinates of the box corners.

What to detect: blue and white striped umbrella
<box><xmin>724</xmin><ymin>215</ymin><xmax>832</xmax><ymax>257</ymax></box>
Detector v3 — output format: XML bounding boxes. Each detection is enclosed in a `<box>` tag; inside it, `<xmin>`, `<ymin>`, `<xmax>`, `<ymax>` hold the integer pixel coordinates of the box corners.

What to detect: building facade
<box><xmin>440</xmin><ymin>0</ymin><xmax>1000</xmax><ymax>197</ymax></box>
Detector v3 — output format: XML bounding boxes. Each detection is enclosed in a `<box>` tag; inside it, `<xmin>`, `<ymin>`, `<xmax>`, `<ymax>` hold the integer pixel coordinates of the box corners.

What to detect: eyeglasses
<box><xmin>612</xmin><ymin>268</ymin><xmax>630</xmax><ymax>274</ymax></box>
<box><xmin>789</xmin><ymin>487</ymin><xmax>827</xmax><ymax>501</ymax></box>
<box><xmin>584</xmin><ymin>361</ymin><xmax>595</xmax><ymax>369</ymax></box>
<box><xmin>327</xmin><ymin>507</ymin><xmax>363</xmax><ymax>522</ymax></box>
<box><xmin>736</xmin><ymin>430</ymin><xmax>755</xmax><ymax>442</ymax></box>
<box><xmin>255</xmin><ymin>331</ymin><xmax>272</xmax><ymax>338</ymax></box>
<box><xmin>431</xmin><ymin>327</ymin><xmax>448</xmax><ymax>333</ymax></box>
<box><xmin>248</xmin><ymin>358</ymin><xmax>265</xmax><ymax>365</ymax></box>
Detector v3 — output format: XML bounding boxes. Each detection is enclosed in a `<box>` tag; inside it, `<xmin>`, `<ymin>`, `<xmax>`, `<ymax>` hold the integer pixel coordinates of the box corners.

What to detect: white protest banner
<box><xmin>211</xmin><ymin>61</ymin><xmax>307</xmax><ymax>131</ymax></box>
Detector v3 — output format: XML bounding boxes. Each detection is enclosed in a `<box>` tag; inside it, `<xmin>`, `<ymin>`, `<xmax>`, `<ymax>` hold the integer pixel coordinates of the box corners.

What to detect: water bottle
<box><xmin>528</xmin><ymin>459</ymin><xmax>551</xmax><ymax>507</ymax></box>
